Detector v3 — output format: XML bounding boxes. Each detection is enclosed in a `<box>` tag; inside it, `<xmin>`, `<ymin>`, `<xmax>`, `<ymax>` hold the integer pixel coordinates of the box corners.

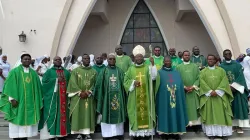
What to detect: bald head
<box><xmin>95</xmin><ymin>54</ymin><xmax>103</xmax><ymax>65</ymax></box>
<box><xmin>53</xmin><ymin>56</ymin><xmax>62</xmax><ymax>67</ymax></box>
<box><xmin>169</xmin><ymin>48</ymin><xmax>176</xmax><ymax>56</ymax></box>
<box><xmin>192</xmin><ymin>46</ymin><xmax>200</xmax><ymax>56</ymax></box>
<box><xmin>115</xmin><ymin>45</ymin><xmax>123</xmax><ymax>56</ymax></box>
<box><xmin>108</xmin><ymin>53</ymin><xmax>116</xmax><ymax>66</ymax></box>
<box><xmin>164</xmin><ymin>55</ymin><xmax>172</xmax><ymax>68</ymax></box>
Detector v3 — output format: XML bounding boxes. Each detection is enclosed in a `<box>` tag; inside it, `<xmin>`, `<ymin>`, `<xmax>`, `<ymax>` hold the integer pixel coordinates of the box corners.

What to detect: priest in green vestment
<box><xmin>115</xmin><ymin>45</ymin><xmax>132</xmax><ymax>73</ymax></box>
<box><xmin>92</xmin><ymin>54</ymin><xmax>106</xmax><ymax>74</ymax></box>
<box><xmin>145</xmin><ymin>46</ymin><xmax>164</xmax><ymax>70</ymax></box>
<box><xmin>124</xmin><ymin>45</ymin><xmax>158</xmax><ymax>138</ymax></box>
<box><xmin>95</xmin><ymin>53</ymin><xmax>126</xmax><ymax>139</ymax></box>
<box><xmin>176</xmin><ymin>51</ymin><xmax>201</xmax><ymax>131</ymax></box>
<box><xmin>200</xmin><ymin>54</ymin><xmax>233</xmax><ymax>139</ymax></box>
<box><xmin>220</xmin><ymin>49</ymin><xmax>249</xmax><ymax>133</ymax></box>
<box><xmin>67</xmin><ymin>54</ymin><xmax>97</xmax><ymax>139</ymax></box>
<box><xmin>191</xmin><ymin>46</ymin><xmax>207</xmax><ymax>70</ymax></box>
<box><xmin>156</xmin><ymin>56</ymin><xmax>188</xmax><ymax>140</ymax></box>
<box><xmin>39</xmin><ymin>56</ymin><xmax>71</xmax><ymax>139</ymax></box>
<box><xmin>0</xmin><ymin>53</ymin><xmax>43</xmax><ymax>139</ymax></box>
<box><xmin>169</xmin><ymin>48</ymin><xmax>182</xmax><ymax>69</ymax></box>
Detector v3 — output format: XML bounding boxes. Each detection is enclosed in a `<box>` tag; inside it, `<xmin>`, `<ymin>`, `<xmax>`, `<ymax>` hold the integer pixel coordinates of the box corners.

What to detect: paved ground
<box><xmin>0</xmin><ymin>113</ymin><xmax>250</xmax><ymax>140</ymax></box>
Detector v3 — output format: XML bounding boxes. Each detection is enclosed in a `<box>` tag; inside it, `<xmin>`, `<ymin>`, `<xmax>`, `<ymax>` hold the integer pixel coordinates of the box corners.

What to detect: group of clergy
<box><xmin>0</xmin><ymin>44</ymin><xmax>249</xmax><ymax>140</ymax></box>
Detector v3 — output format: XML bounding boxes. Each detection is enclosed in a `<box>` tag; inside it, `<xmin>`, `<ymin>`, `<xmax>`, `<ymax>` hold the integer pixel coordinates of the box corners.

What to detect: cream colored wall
<box><xmin>73</xmin><ymin>0</ymin><xmax>217</xmax><ymax>57</ymax></box>
<box><xmin>216</xmin><ymin>0</ymin><xmax>250</xmax><ymax>55</ymax></box>
<box><xmin>0</xmin><ymin>0</ymin><xmax>68</xmax><ymax>65</ymax></box>
<box><xmin>56</xmin><ymin>0</ymin><xmax>97</xmax><ymax>58</ymax></box>
<box><xmin>190</xmin><ymin>0</ymin><xmax>234</xmax><ymax>58</ymax></box>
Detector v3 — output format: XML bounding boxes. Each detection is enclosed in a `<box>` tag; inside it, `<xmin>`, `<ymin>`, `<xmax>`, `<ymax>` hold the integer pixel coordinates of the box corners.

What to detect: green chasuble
<box><xmin>67</xmin><ymin>66</ymin><xmax>97</xmax><ymax>132</ymax></box>
<box><xmin>92</xmin><ymin>64</ymin><xmax>106</xmax><ymax>75</ymax></box>
<box><xmin>145</xmin><ymin>55</ymin><xmax>164</xmax><ymax>70</ymax></box>
<box><xmin>176</xmin><ymin>62</ymin><xmax>200</xmax><ymax>122</ymax></box>
<box><xmin>220</xmin><ymin>60</ymin><xmax>249</xmax><ymax>120</ymax></box>
<box><xmin>171</xmin><ymin>56</ymin><xmax>182</xmax><ymax>69</ymax></box>
<box><xmin>156</xmin><ymin>67</ymin><xmax>188</xmax><ymax>134</ymax></box>
<box><xmin>39</xmin><ymin>67</ymin><xmax>71</xmax><ymax>136</ymax></box>
<box><xmin>116</xmin><ymin>55</ymin><xmax>132</xmax><ymax>73</ymax></box>
<box><xmin>0</xmin><ymin>65</ymin><xmax>43</xmax><ymax>125</ymax></box>
<box><xmin>124</xmin><ymin>63</ymin><xmax>158</xmax><ymax>131</ymax></box>
<box><xmin>199</xmin><ymin>66</ymin><xmax>233</xmax><ymax>126</ymax></box>
<box><xmin>95</xmin><ymin>66</ymin><xmax>126</xmax><ymax>124</ymax></box>
<box><xmin>191</xmin><ymin>55</ymin><xmax>207</xmax><ymax>69</ymax></box>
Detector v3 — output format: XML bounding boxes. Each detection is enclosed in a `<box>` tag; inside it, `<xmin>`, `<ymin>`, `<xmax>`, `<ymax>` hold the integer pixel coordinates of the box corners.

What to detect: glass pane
<box><xmin>121</xmin><ymin>29</ymin><xmax>133</xmax><ymax>43</ymax></box>
<box><xmin>151</xmin><ymin>28</ymin><xmax>163</xmax><ymax>42</ymax></box>
<box><xmin>150</xmin><ymin>14</ymin><xmax>157</xmax><ymax>27</ymax></box>
<box><xmin>126</xmin><ymin>16</ymin><xmax>133</xmax><ymax>28</ymax></box>
<box><xmin>151</xmin><ymin>43</ymin><xmax>164</xmax><ymax>55</ymax></box>
<box><xmin>134</xmin><ymin>1</ymin><xmax>149</xmax><ymax>13</ymax></box>
<box><xmin>134</xmin><ymin>29</ymin><xmax>150</xmax><ymax>42</ymax></box>
<box><xmin>121</xmin><ymin>44</ymin><xmax>134</xmax><ymax>56</ymax></box>
<box><xmin>134</xmin><ymin>43</ymin><xmax>150</xmax><ymax>58</ymax></box>
<box><xmin>134</xmin><ymin>14</ymin><xmax>149</xmax><ymax>28</ymax></box>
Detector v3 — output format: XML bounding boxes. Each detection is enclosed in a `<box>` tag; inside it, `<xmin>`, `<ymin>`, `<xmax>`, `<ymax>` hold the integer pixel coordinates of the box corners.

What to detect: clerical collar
<box><xmin>22</xmin><ymin>66</ymin><xmax>30</xmax><ymax>73</ymax></box>
<box><xmin>183</xmin><ymin>61</ymin><xmax>190</xmax><ymax>65</ymax></box>
<box><xmin>82</xmin><ymin>64</ymin><xmax>90</xmax><ymax>68</ymax></box>
<box><xmin>154</xmin><ymin>55</ymin><xmax>160</xmax><ymax>58</ymax></box>
<box><xmin>96</xmin><ymin>64</ymin><xmax>104</xmax><ymax>67</ymax></box>
<box><xmin>135</xmin><ymin>63</ymin><xmax>144</xmax><ymax>66</ymax></box>
<box><xmin>54</xmin><ymin>66</ymin><xmax>63</xmax><ymax>70</ymax></box>
<box><xmin>208</xmin><ymin>66</ymin><xmax>215</xmax><ymax>70</ymax></box>
<box><xmin>194</xmin><ymin>55</ymin><xmax>200</xmax><ymax>58</ymax></box>
<box><xmin>226</xmin><ymin>60</ymin><xmax>231</xmax><ymax>63</ymax></box>
<box><xmin>108</xmin><ymin>65</ymin><xmax>116</xmax><ymax>68</ymax></box>
<box><xmin>117</xmin><ymin>55</ymin><xmax>123</xmax><ymax>58</ymax></box>
<box><xmin>163</xmin><ymin>67</ymin><xmax>172</xmax><ymax>71</ymax></box>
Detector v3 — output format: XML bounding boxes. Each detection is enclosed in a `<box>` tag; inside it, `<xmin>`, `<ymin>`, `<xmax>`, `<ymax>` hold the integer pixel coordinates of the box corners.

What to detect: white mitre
<box><xmin>133</xmin><ymin>45</ymin><xmax>145</xmax><ymax>56</ymax></box>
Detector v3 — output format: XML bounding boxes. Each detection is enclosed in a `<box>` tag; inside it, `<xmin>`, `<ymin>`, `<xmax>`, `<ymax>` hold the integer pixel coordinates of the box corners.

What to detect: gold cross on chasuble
<box><xmin>136</xmin><ymin>72</ymin><xmax>145</xmax><ymax>84</ymax></box>
<box><xmin>110</xmin><ymin>74</ymin><xmax>117</xmax><ymax>87</ymax></box>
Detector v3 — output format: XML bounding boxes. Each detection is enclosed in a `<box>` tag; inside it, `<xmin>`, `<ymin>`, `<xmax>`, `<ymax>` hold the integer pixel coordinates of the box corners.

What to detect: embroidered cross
<box><xmin>209</xmin><ymin>73</ymin><xmax>217</xmax><ymax>81</ymax></box>
<box><xmin>136</xmin><ymin>72</ymin><xmax>145</xmax><ymax>84</ymax></box>
<box><xmin>110</xmin><ymin>74</ymin><xmax>117</xmax><ymax>87</ymax></box>
<box><xmin>85</xmin><ymin>101</ymin><xmax>88</xmax><ymax>109</ymax></box>
<box><xmin>168</xmin><ymin>74</ymin><xmax>173</xmax><ymax>83</ymax></box>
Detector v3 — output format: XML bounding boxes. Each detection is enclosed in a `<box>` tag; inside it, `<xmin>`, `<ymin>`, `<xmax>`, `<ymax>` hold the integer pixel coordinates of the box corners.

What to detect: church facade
<box><xmin>0</xmin><ymin>0</ymin><xmax>249</xmax><ymax>65</ymax></box>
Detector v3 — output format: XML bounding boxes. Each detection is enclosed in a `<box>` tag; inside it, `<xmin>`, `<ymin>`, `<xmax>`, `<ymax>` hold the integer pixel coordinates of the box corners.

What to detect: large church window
<box><xmin>120</xmin><ymin>0</ymin><xmax>167</xmax><ymax>57</ymax></box>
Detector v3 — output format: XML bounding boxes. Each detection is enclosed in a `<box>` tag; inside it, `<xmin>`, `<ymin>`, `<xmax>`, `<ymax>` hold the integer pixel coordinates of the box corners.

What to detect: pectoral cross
<box><xmin>110</xmin><ymin>74</ymin><xmax>117</xmax><ymax>87</ymax></box>
<box><xmin>136</xmin><ymin>72</ymin><xmax>145</xmax><ymax>84</ymax></box>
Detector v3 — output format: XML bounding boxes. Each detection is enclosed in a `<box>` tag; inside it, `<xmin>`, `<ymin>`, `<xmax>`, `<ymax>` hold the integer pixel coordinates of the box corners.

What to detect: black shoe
<box><xmin>222</xmin><ymin>136</ymin><xmax>229</xmax><ymax>140</ymax></box>
<box><xmin>174</xmin><ymin>135</ymin><xmax>181</xmax><ymax>140</ymax></box>
<box><xmin>208</xmin><ymin>136</ymin><xmax>214</xmax><ymax>140</ymax></box>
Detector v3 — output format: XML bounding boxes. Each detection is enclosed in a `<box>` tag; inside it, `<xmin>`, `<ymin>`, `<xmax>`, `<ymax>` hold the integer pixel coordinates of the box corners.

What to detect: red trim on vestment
<box><xmin>56</xmin><ymin>70</ymin><xmax>67</xmax><ymax>136</ymax></box>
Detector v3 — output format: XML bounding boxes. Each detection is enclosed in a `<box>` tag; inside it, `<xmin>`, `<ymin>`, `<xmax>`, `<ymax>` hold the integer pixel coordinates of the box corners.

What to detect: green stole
<box><xmin>135</xmin><ymin>66</ymin><xmax>150</xmax><ymax>129</ymax></box>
